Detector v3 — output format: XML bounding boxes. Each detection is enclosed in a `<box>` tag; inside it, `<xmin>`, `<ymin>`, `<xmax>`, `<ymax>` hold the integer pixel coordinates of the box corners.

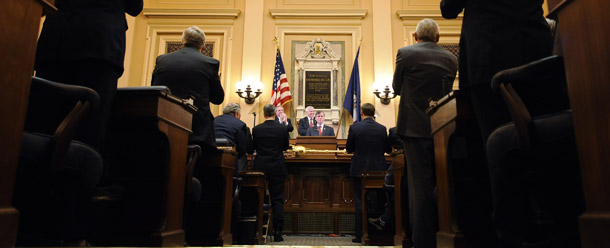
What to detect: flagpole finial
<box><xmin>273</xmin><ymin>37</ymin><xmax>280</xmax><ymax>49</ymax></box>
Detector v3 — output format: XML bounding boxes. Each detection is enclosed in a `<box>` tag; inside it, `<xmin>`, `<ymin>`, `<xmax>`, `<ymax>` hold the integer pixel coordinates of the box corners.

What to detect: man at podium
<box><xmin>305</xmin><ymin>111</ymin><xmax>334</xmax><ymax>136</ymax></box>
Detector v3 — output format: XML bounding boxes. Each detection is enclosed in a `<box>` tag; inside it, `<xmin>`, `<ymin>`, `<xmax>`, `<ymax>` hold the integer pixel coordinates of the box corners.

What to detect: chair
<box><xmin>486</xmin><ymin>55</ymin><xmax>585</xmax><ymax>247</ymax></box>
<box><xmin>13</xmin><ymin>77</ymin><xmax>103</xmax><ymax>246</ymax></box>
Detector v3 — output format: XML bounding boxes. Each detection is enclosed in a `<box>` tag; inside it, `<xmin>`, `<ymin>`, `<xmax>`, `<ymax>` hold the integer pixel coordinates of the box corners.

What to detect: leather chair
<box><xmin>13</xmin><ymin>77</ymin><xmax>103</xmax><ymax>246</ymax></box>
<box><xmin>486</xmin><ymin>55</ymin><xmax>585</xmax><ymax>247</ymax></box>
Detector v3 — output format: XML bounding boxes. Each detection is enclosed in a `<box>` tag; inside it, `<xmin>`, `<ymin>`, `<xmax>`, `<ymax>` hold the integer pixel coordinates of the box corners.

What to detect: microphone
<box><xmin>252</xmin><ymin>112</ymin><xmax>257</xmax><ymax>126</ymax></box>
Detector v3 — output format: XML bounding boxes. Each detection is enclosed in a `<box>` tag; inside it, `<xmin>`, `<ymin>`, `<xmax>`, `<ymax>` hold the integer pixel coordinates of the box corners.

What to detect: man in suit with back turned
<box><xmin>392</xmin><ymin>18</ymin><xmax>457</xmax><ymax>248</ymax></box>
<box><xmin>297</xmin><ymin>106</ymin><xmax>316</xmax><ymax>136</ymax></box>
<box><xmin>345</xmin><ymin>103</ymin><xmax>391</xmax><ymax>243</ymax></box>
<box><xmin>305</xmin><ymin>111</ymin><xmax>335</xmax><ymax>136</ymax></box>
<box><xmin>34</xmin><ymin>0</ymin><xmax>144</xmax><ymax>153</ymax></box>
<box><xmin>252</xmin><ymin>104</ymin><xmax>290</xmax><ymax>242</ymax></box>
<box><xmin>152</xmin><ymin>26</ymin><xmax>224</xmax><ymax>152</ymax></box>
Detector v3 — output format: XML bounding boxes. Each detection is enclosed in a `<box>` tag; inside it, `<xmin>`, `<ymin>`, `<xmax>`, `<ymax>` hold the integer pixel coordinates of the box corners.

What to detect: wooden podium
<box><xmin>547</xmin><ymin>1</ymin><xmax>610</xmax><ymax>247</ymax></box>
<box><xmin>91</xmin><ymin>87</ymin><xmax>195</xmax><ymax>247</ymax></box>
<box><xmin>0</xmin><ymin>1</ymin><xmax>55</xmax><ymax>247</ymax></box>
<box><xmin>427</xmin><ymin>91</ymin><xmax>496</xmax><ymax>248</ymax></box>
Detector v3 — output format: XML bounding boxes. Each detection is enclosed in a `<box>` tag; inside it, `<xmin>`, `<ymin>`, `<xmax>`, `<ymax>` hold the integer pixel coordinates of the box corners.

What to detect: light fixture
<box><xmin>374</xmin><ymin>85</ymin><xmax>396</xmax><ymax>105</ymax></box>
<box><xmin>235</xmin><ymin>82</ymin><xmax>262</xmax><ymax>104</ymax></box>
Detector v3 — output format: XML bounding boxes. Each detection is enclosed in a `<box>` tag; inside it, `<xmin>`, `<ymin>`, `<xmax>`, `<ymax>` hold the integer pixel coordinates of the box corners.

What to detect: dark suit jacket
<box><xmin>392</xmin><ymin>41</ymin><xmax>457</xmax><ymax>138</ymax></box>
<box><xmin>213</xmin><ymin>114</ymin><xmax>252</xmax><ymax>157</ymax></box>
<box><xmin>152</xmin><ymin>46</ymin><xmax>224</xmax><ymax>148</ymax></box>
<box><xmin>346</xmin><ymin>118</ymin><xmax>391</xmax><ymax>178</ymax></box>
<box><xmin>275</xmin><ymin>116</ymin><xmax>294</xmax><ymax>133</ymax></box>
<box><xmin>252</xmin><ymin>120</ymin><xmax>290</xmax><ymax>177</ymax></box>
<box><xmin>306</xmin><ymin>125</ymin><xmax>335</xmax><ymax>136</ymax></box>
<box><xmin>441</xmin><ymin>0</ymin><xmax>552</xmax><ymax>88</ymax></box>
<box><xmin>297</xmin><ymin>116</ymin><xmax>316</xmax><ymax>136</ymax></box>
<box><xmin>35</xmin><ymin>0</ymin><xmax>143</xmax><ymax>75</ymax></box>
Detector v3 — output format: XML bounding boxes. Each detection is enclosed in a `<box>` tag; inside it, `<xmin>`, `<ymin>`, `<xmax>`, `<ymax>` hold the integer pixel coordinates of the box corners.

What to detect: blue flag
<box><xmin>343</xmin><ymin>46</ymin><xmax>361</xmax><ymax>122</ymax></box>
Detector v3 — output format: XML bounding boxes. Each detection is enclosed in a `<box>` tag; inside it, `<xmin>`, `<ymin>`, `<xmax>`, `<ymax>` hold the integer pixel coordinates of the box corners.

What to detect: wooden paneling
<box><xmin>552</xmin><ymin>0</ymin><xmax>610</xmax><ymax>247</ymax></box>
<box><xmin>0</xmin><ymin>1</ymin><xmax>52</xmax><ymax>247</ymax></box>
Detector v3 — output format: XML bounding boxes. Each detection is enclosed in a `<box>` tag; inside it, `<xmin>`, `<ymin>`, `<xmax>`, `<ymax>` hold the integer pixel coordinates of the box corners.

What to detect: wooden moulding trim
<box><xmin>269</xmin><ymin>9</ymin><xmax>367</xmax><ymax>19</ymax></box>
<box><xmin>143</xmin><ymin>8</ymin><xmax>241</xmax><ymax>19</ymax></box>
<box><xmin>396</xmin><ymin>9</ymin><xmax>463</xmax><ymax>20</ymax></box>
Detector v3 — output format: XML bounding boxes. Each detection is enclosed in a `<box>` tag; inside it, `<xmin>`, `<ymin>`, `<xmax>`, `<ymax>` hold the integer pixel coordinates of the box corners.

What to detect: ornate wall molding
<box><xmin>270</xmin><ymin>9</ymin><xmax>367</xmax><ymax>19</ymax></box>
<box><xmin>143</xmin><ymin>8</ymin><xmax>241</xmax><ymax>18</ymax></box>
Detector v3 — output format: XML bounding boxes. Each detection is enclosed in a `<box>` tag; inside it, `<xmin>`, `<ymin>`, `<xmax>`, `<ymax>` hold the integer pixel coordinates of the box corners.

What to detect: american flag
<box><xmin>270</xmin><ymin>48</ymin><xmax>292</xmax><ymax>107</ymax></box>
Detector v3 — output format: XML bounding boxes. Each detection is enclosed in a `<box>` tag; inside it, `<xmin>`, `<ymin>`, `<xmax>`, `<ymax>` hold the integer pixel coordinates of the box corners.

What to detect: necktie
<box><xmin>309</xmin><ymin>119</ymin><xmax>313</xmax><ymax>128</ymax></box>
<box><xmin>318</xmin><ymin>125</ymin><xmax>322</xmax><ymax>135</ymax></box>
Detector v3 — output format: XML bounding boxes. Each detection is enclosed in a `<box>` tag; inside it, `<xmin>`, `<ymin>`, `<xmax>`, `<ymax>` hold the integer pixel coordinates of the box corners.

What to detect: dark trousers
<box><xmin>468</xmin><ymin>84</ymin><xmax>512</xmax><ymax>145</ymax></box>
<box><xmin>268</xmin><ymin>175</ymin><xmax>286</xmax><ymax>230</ymax></box>
<box><xmin>353</xmin><ymin>177</ymin><xmax>362</xmax><ymax>238</ymax></box>
<box><xmin>36</xmin><ymin>60</ymin><xmax>121</xmax><ymax>153</ymax></box>
<box><xmin>403</xmin><ymin>137</ymin><xmax>437</xmax><ymax>248</ymax></box>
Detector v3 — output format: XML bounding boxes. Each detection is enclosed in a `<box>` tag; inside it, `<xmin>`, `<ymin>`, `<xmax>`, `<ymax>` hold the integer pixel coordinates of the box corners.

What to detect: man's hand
<box><xmin>279</xmin><ymin>113</ymin><xmax>288</xmax><ymax>124</ymax></box>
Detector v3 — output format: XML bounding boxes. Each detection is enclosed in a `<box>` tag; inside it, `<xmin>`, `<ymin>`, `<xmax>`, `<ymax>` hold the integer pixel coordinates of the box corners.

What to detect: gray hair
<box><xmin>223</xmin><ymin>103</ymin><xmax>241</xmax><ymax>115</ymax></box>
<box><xmin>415</xmin><ymin>18</ymin><xmax>440</xmax><ymax>42</ymax></box>
<box><xmin>305</xmin><ymin>106</ymin><xmax>314</xmax><ymax>111</ymax></box>
<box><xmin>182</xmin><ymin>26</ymin><xmax>206</xmax><ymax>49</ymax></box>
<box><xmin>263</xmin><ymin>104</ymin><xmax>276</xmax><ymax>117</ymax></box>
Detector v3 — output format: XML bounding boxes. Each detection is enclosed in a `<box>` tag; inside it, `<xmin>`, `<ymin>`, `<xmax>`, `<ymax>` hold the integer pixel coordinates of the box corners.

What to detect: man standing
<box><xmin>345</xmin><ymin>103</ymin><xmax>391</xmax><ymax>243</ymax></box>
<box><xmin>275</xmin><ymin>105</ymin><xmax>294</xmax><ymax>133</ymax></box>
<box><xmin>152</xmin><ymin>26</ymin><xmax>224</xmax><ymax>152</ymax></box>
<box><xmin>252</xmin><ymin>104</ymin><xmax>290</xmax><ymax>242</ymax></box>
<box><xmin>305</xmin><ymin>111</ymin><xmax>335</xmax><ymax>136</ymax></box>
<box><xmin>34</xmin><ymin>0</ymin><xmax>144</xmax><ymax>152</ymax></box>
<box><xmin>213</xmin><ymin>103</ymin><xmax>253</xmax><ymax>171</ymax></box>
<box><xmin>392</xmin><ymin>18</ymin><xmax>457</xmax><ymax>248</ymax></box>
<box><xmin>297</xmin><ymin>106</ymin><xmax>316</xmax><ymax>136</ymax></box>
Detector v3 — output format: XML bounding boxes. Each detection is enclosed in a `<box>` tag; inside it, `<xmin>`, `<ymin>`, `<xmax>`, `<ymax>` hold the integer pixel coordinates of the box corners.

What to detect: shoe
<box><xmin>274</xmin><ymin>234</ymin><xmax>284</xmax><ymax>242</ymax></box>
<box><xmin>274</xmin><ymin>229</ymin><xmax>284</xmax><ymax>242</ymax></box>
<box><xmin>368</xmin><ymin>217</ymin><xmax>385</xmax><ymax>230</ymax></box>
<box><xmin>352</xmin><ymin>237</ymin><xmax>361</xmax><ymax>243</ymax></box>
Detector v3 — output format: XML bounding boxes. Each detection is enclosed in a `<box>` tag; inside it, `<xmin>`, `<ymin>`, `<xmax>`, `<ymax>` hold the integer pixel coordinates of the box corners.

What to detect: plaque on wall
<box><xmin>305</xmin><ymin>70</ymin><xmax>331</xmax><ymax>109</ymax></box>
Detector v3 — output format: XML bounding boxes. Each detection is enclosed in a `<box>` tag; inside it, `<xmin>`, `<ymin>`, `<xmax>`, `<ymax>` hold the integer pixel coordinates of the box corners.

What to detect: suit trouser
<box><xmin>268</xmin><ymin>175</ymin><xmax>286</xmax><ymax>230</ymax></box>
<box><xmin>403</xmin><ymin>137</ymin><xmax>437</xmax><ymax>248</ymax></box>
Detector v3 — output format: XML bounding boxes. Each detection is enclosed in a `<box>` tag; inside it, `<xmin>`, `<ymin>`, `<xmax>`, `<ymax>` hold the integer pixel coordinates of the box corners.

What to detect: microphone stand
<box><xmin>252</xmin><ymin>112</ymin><xmax>257</xmax><ymax>127</ymax></box>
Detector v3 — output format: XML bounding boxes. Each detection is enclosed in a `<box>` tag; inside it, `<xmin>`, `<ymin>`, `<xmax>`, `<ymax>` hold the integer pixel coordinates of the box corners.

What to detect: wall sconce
<box><xmin>374</xmin><ymin>85</ymin><xmax>396</xmax><ymax>105</ymax></box>
<box><xmin>235</xmin><ymin>81</ymin><xmax>262</xmax><ymax>104</ymax></box>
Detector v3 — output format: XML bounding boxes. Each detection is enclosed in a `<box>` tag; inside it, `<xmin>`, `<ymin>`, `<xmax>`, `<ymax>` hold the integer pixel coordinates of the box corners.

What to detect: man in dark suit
<box><xmin>441</xmin><ymin>0</ymin><xmax>552</xmax><ymax>142</ymax></box>
<box><xmin>152</xmin><ymin>26</ymin><xmax>225</xmax><ymax>152</ymax></box>
<box><xmin>297</xmin><ymin>106</ymin><xmax>316</xmax><ymax>136</ymax></box>
<box><xmin>441</xmin><ymin>2</ymin><xmax>554</xmax><ymax>247</ymax></box>
<box><xmin>305</xmin><ymin>111</ymin><xmax>335</xmax><ymax>136</ymax></box>
<box><xmin>214</xmin><ymin>103</ymin><xmax>253</xmax><ymax>172</ymax></box>
<box><xmin>252</xmin><ymin>104</ymin><xmax>290</xmax><ymax>242</ymax></box>
<box><xmin>345</xmin><ymin>103</ymin><xmax>391</xmax><ymax>243</ymax></box>
<box><xmin>34</xmin><ymin>0</ymin><xmax>144</xmax><ymax>152</ymax></box>
<box><xmin>274</xmin><ymin>105</ymin><xmax>294</xmax><ymax>133</ymax></box>
<box><xmin>392</xmin><ymin>19</ymin><xmax>457</xmax><ymax>248</ymax></box>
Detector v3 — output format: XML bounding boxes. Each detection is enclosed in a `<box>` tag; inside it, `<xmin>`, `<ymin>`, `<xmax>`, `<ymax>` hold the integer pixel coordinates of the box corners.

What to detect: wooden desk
<box><xmin>238</xmin><ymin>171</ymin><xmax>267</xmax><ymax>245</ymax></box>
<box><xmin>428</xmin><ymin>91</ymin><xmax>495</xmax><ymax>248</ymax></box>
<box><xmin>186</xmin><ymin>148</ymin><xmax>236</xmax><ymax>246</ymax></box>
<box><xmin>547</xmin><ymin>1</ymin><xmax>610</xmax><ymax>247</ymax></box>
<box><xmin>361</xmin><ymin>171</ymin><xmax>392</xmax><ymax>246</ymax></box>
<box><xmin>0</xmin><ymin>1</ymin><xmax>55</xmax><ymax>247</ymax></box>
<box><xmin>92</xmin><ymin>87</ymin><xmax>195</xmax><ymax>247</ymax></box>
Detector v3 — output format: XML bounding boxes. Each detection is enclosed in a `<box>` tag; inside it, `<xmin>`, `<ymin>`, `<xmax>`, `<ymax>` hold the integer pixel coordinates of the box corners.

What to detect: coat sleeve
<box><xmin>392</xmin><ymin>50</ymin><xmax>404</xmax><ymax>95</ymax></box>
<box><xmin>209</xmin><ymin>60</ymin><xmax>225</xmax><ymax>105</ymax></box>
<box><xmin>440</xmin><ymin>0</ymin><xmax>465</xmax><ymax>19</ymax></box>
<box><xmin>346</xmin><ymin>126</ymin><xmax>355</xmax><ymax>153</ymax></box>
<box><xmin>125</xmin><ymin>0</ymin><xmax>144</xmax><ymax>17</ymax></box>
